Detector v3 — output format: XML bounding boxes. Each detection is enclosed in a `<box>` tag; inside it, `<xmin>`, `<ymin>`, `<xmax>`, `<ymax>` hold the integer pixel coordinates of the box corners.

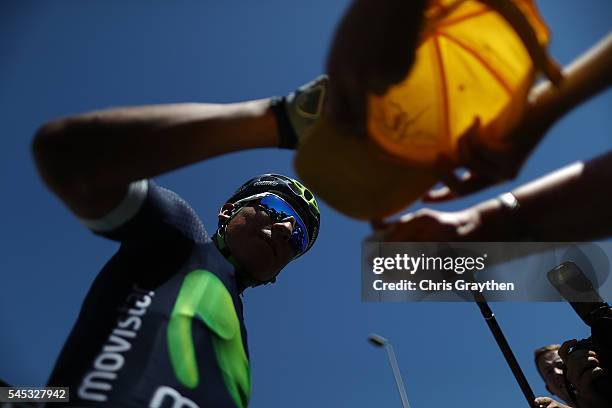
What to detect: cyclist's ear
<box><xmin>218</xmin><ymin>203</ymin><xmax>235</xmax><ymax>223</ymax></box>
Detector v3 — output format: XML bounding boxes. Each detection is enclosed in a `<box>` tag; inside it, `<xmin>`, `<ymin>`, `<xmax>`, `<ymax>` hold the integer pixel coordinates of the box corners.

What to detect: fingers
<box><xmin>534</xmin><ymin>397</ymin><xmax>553</xmax><ymax>407</ymax></box>
<box><xmin>534</xmin><ymin>397</ymin><xmax>571</xmax><ymax>408</ymax></box>
<box><xmin>457</xmin><ymin>118</ymin><xmax>519</xmax><ymax>181</ymax></box>
<box><xmin>558</xmin><ymin>339</ymin><xmax>577</xmax><ymax>363</ymax></box>
<box><xmin>558</xmin><ymin>340</ymin><xmax>606</xmax><ymax>391</ymax></box>
<box><xmin>422</xmin><ymin>119</ymin><xmax>509</xmax><ymax>202</ymax></box>
<box><xmin>421</xmin><ymin>185</ymin><xmax>458</xmax><ymax>202</ymax></box>
<box><xmin>568</xmin><ymin>350</ymin><xmax>602</xmax><ymax>380</ymax></box>
<box><xmin>431</xmin><ymin>155</ymin><xmax>471</xmax><ymax>193</ymax></box>
<box><xmin>383</xmin><ymin>209</ymin><xmax>457</xmax><ymax>241</ymax></box>
<box><xmin>459</xmin><ymin>119</ymin><xmax>506</xmax><ymax>176</ymax></box>
<box><xmin>366</xmin><ymin>211</ymin><xmax>427</xmax><ymax>242</ymax></box>
<box><xmin>423</xmin><ymin>168</ymin><xmax>497</xmax><ymax>202</ymax></box>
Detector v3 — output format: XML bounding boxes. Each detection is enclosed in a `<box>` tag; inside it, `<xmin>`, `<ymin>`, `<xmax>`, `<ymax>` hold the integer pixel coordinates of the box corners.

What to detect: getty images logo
<box><xmin>372</xmin><ymin>253</ymin><xmax>487</xmax><ymax>275</ymax></box>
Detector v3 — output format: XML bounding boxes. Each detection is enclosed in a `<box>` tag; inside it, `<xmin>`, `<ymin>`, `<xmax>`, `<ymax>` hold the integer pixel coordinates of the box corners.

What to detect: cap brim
<box><xmin>294</xmin><ymin>118</ymin><xmax>438</xmax><ymax>220</ymax></box>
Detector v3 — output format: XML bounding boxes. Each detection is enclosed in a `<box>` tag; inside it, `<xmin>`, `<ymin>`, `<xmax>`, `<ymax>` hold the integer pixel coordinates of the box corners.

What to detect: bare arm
<box><xmin>372</xmin><ymin>150</ymin><xmax>612</xmax><ymax>242</ymax></box>
<box><xmin>469</xmin><ymin>150</ymin><xmax>612</xmax><ymax>241</ymax></box>
<box><xmin>528</xmin><ymin>32</ymin><xmax>612</xmax><ymax>131</ymax></box>
<box><xmin>511</xmin><ymin>151</ymin><xmax>612</xmax><ymax>241</ymax></box>
<box><xmin>32</xmin><ymin>100</ymin><xmax>278</xmax><ymax>219</ymax></box>
<box><xmin>452</xmin><ymin>150</ymin><xmax>612</xmax><ymax>242</ymax></box>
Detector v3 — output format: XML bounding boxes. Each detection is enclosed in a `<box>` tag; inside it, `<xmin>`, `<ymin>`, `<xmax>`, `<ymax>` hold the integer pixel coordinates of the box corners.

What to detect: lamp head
<box><xmin>367</xmin><ymin>333</ymin><xmax>388</xmax><ymax>347</ymax></box>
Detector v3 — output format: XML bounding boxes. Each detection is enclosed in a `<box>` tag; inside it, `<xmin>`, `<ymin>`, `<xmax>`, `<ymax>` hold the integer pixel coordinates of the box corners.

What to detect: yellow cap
<box><xmin>368</xmin><ymin>0</ymin><xmax>551</xmax><ymax>164</ymax></box>
<box><xmin>295</xmin><ymin>0</ymin><xmax>554</xmax><ymax>221</ymax></box>
<box><xmin>294</xmin><ymin>118</ymin><xmax>438</xmax><ymax>220</ymax></box>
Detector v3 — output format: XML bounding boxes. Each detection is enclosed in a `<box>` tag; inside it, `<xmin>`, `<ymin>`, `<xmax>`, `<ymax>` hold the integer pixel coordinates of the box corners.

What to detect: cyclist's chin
<box><xmin>235</xmin><ymin>247</ymin><xmax>280</xmax><ymax>282</ymax></box>
<box><xmin>226</xmin><ymin>232</ymin><xmax>288</xmax><ymax>282</ymax></box>
<box><xmin>254</xmin><ymin>267</ymin><xmax>281</xmax><ymax>284</ymax></box>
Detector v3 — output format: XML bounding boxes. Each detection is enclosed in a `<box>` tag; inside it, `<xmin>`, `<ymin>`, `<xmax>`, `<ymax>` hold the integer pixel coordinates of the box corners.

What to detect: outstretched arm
<box><xmin>528</xmin><ymin>32</ymin><xmax>612</xmax><ymax>130</ymax></box>
<box><xmin>371</xmin><ymin>149</ymin><xmax>612</xmax><ymax>242</ymax></box>
<box><xmin>32</xmin><ymin>100</ymin><xmax>278</xmax><ymax>219</ymax></box>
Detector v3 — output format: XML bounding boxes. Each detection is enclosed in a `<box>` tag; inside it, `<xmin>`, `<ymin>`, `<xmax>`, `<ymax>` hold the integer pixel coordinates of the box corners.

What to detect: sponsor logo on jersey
<box><xmin>78</xmin><ymin>285</ymin><xmax>154</xmax><ymax>402</ymax></box>
<box><xmin>167</xmin><ymin>269</ymin><xmax>250</xmax><ymax>408</ymax></box>
<box><xmin>149</xmin><ymin>386</ymin><xmax>199</xmax><ymax>408</ymax></box>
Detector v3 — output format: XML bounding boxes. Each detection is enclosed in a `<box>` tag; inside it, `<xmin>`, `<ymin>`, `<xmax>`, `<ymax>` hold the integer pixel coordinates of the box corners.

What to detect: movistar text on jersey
<box><xmin>373</xmin><ymin>279</ymin><xmax>515</xmax><ymax>292</ymax></box>
<box><xmin>78</xmin><ymin>285</ymin><xmax>155</xmax><ymax>402</ymax></box>
<box><xmin>372</xmin><ymin>253</ymin><xmax>487</xmax><ymax>275</ymax></box>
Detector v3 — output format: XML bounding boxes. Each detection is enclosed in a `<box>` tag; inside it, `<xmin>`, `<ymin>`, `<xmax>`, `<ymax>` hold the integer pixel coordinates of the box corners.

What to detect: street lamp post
<box><xmin>368</xmin><ymin>333</ymin><xmax>411</xmax><ymax>408</ymax></box>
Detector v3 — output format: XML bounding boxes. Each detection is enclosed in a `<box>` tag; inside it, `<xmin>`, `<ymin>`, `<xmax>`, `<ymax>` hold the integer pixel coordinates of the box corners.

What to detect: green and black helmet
<box><xmin>225</xmin><ymin>174</ymin><xmax>320</xmax><ymax>257</ymax></box>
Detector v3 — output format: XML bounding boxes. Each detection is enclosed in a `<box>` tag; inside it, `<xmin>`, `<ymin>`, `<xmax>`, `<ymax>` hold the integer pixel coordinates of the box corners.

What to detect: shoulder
<box><xmin>81</xmin><ymin>180</ymin><xmax>209</xmax><ymax>243</ymax></box>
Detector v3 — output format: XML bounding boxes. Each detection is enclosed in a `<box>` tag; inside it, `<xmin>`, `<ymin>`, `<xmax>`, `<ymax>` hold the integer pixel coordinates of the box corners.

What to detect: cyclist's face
<box><xmin>220</xmin><ymin>203</ymin><xmax>296</xmax><ymax>283</ymax></box>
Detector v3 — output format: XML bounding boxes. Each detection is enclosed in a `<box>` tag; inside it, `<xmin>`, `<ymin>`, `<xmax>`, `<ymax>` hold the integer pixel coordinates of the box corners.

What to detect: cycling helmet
<box><xmin>224</xmin><ymin>174</ymin><xmax>320</xmax><ymax>257</ymax></box>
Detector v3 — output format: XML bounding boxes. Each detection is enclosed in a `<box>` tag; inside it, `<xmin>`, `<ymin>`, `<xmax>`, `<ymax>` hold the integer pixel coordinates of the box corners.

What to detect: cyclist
<box><xmin>32</xmin><ymin>78</ymin><xmax>326</xmax><ymax>407</ymax></box>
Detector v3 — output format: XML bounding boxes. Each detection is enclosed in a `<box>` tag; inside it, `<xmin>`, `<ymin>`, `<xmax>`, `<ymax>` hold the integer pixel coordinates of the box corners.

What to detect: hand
<box><xmin>273</xmin><ymin>75</ymin><xmax>329</xmax><ymax>149</ymax></box>
<box><xmin>367</xmin><ymin>208</ymin><xmax>484</xmax><ymax>242</ymax></box>
<box><xmin>534</xmin><ymin>397</ymin><xmax>572</xmax><ymax>408</ymax></box>
<box><xmin>558</xmin><ymin>340</ymin><xmax>608</xmax><ymax>407</ymax></box>
<box><xmin>424</xmin><ymin>98</ymin><xmax>552</xmax><ymax>203</ymax></box>
<box><xmin>367</xmin><ymin>195</ymin><xmax>523</xmax><ymax>242</ymax></box>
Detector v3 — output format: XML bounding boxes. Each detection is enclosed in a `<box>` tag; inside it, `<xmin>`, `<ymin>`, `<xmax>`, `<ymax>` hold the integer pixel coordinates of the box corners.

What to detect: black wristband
<box><xmin>270</xmin><ymin>96</ymin><xmax>298</xmax><ymax>150</ymax></box>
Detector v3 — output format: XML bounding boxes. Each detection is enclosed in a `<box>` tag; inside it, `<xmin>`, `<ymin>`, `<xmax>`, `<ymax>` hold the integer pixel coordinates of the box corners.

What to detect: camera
<box><xmin>547</xmin><ymin>261</ymin><xmax>612</xmax><ymax>404</ymax></box>
<box><xmin>547</xmin><ymin>261</ymin><xmax>612</xmax><ymax>362</ymax></box>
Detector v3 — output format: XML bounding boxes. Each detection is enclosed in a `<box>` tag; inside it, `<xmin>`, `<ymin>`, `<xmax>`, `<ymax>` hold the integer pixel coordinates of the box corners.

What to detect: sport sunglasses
<box><xmin>233</xmin><ymin>193</ymin><xmax>309</xmax><ymax>257</ymax></box>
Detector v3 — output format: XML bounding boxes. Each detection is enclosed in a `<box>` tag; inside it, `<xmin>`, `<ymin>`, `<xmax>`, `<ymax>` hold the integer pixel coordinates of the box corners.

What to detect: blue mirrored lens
<box><xmin>258</xmin><ymin>195</ymin><xmax>309</xmax><ymax>255</ymax></box>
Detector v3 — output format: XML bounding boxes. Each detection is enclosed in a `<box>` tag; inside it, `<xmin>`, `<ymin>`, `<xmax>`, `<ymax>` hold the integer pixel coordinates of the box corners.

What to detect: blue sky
<box><xmin>1</xmin><ymin>1</ymin><xmax>611</xmax><ymax>407</ymax></box>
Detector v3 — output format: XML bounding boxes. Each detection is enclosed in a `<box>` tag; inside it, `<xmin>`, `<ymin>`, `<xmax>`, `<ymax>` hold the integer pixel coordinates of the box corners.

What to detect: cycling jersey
<box><xmin>46</xmin><ymin>180</ymin><xmax>250</xmax><ymax>408</ymax></box>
